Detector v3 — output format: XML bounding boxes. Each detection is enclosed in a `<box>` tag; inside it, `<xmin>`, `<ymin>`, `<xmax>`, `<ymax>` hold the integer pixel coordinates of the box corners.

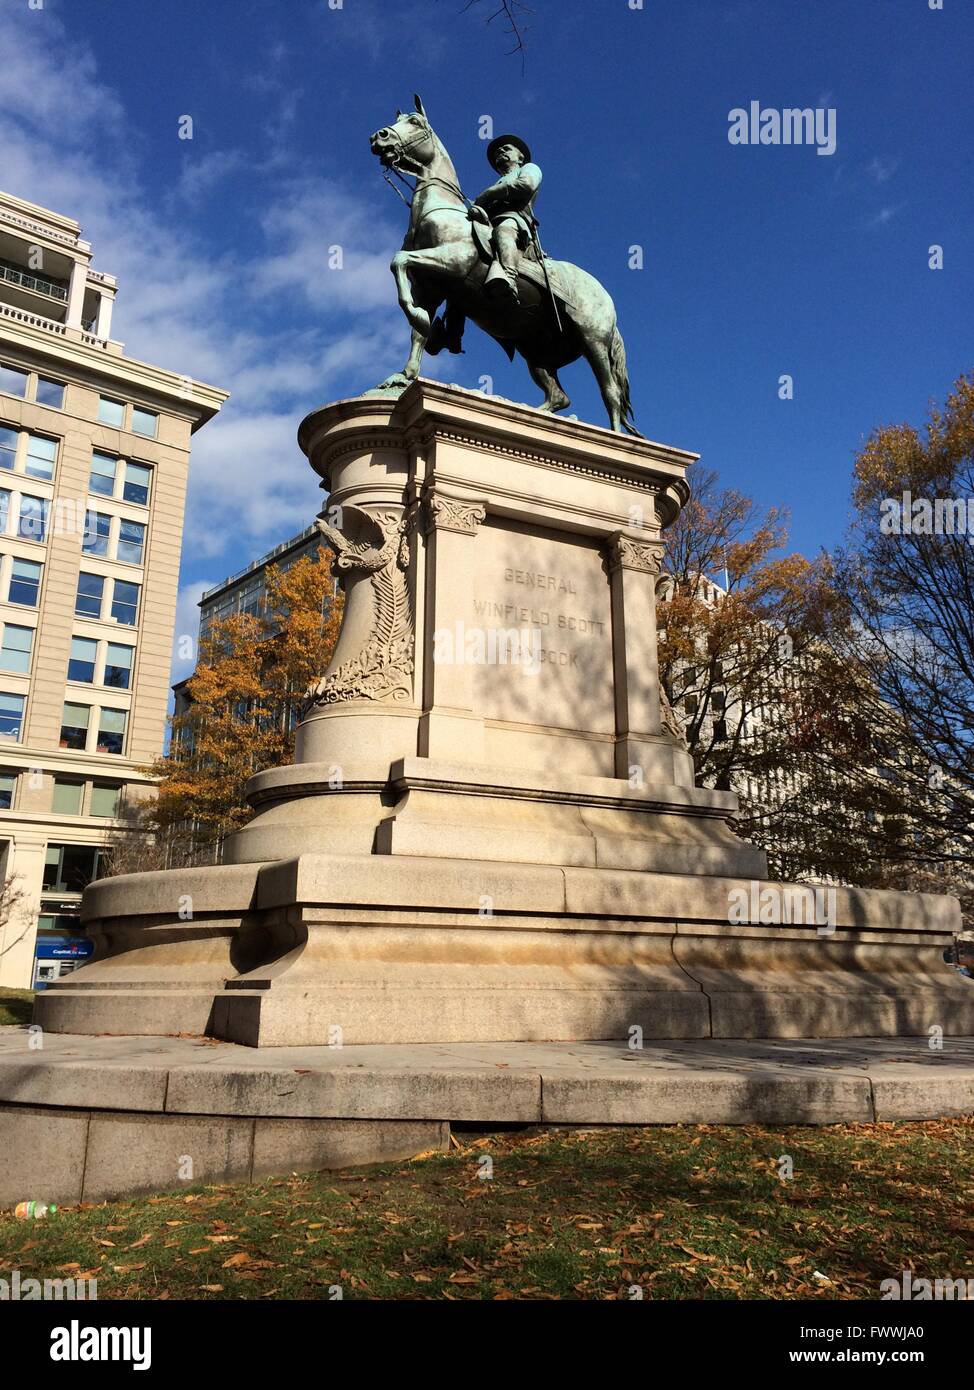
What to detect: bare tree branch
<box><xmin>461</xmin><ymin>0</ymin><xmax>533</xmax><ymax>60</ymax></box>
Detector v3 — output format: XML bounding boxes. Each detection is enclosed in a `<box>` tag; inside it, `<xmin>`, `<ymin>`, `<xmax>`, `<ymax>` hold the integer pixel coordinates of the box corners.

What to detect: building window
<box><xmin>0</xmin><ymin>490</ymin><xmax>8</xmax><ymax>532</ymax></box>
<box><xmin>0</xmin><ymin>692</ymin><xmax>26</xmax><ymax>740</ymax></box>
<box><xmin>98</xmin><ymin>396</ymin><xmax>125</xmax><ymax>427</ymax></box>
<box><xmin>0</xmin><ymin>771</ymin><xmax>15</xmax><ymax>808</ymax></box>
<box><xmin>43</xmin><ymin>843</ymin><xmax>102</xmax><ymax>893</ymax></box>
<box><xmin>0</xmin><ymin>425</ymin><xmax>16</xmax><ymax>470</ymax></box>
<box><xmin>131</xmin><ymin>408</ymin><xmax>157</xmax><ymax>438</ymax></box>
<box><xmin>75</xmin><ymin>572</ymin><xmax>104</xmax><ymax>619</ymax></box>
<box><xmin>59</xmin><ymin>701</ymin><xmax>90</xmax><ymax>750</ymax></box>
<box><xmin>25</xmin><ymin>433</ymin><xmax>57</xmax><ymax>481</ymax></box>
<box><xmin>111</xmin><ymin>579</ymin><xmax>139</xmax><ymax>626</ymax></box>
<box><xmin>0</xmin><ymin>623</ymin><xmax>33</xmax><ymax>674</ymax></box>
<box><xmin>123</xmin><ymin>462</ymin><xmax>152</xmax><ymax>506</ymax></box>
<box><xmin>8</xmin><ymin>558</ymin><xmax>42</xmax><ymax>607</ymax></box>
<box><xmin>18</xmin><ymin>495</ymin><xmax>48</xmax><ymax>542</ymax></box>
<box><xmin>97</xmin><ymin>707</ymin><xmax>127</xmax><ymax>755</ymax></box>
<box><xmin>104</xmin><ymin>643</ymin><xmax>134</xmax><ymax>689</ymax></box>
<box><xmin>83</xmin><ymin>510</ymin><xmax>111</xmax><ymax>556</ymax></box>
<box><xmin>52</xmin><ymin>778</ymin><xmax>84</xmax><ymax>815</ymax></box>
<box><xmin>0</xmin><ymin>365</ymin><xmax>28</xmax><ymax>398</ymax></box>
<box><xmin>68</xmin><ymin>636</ymin><xmax>97</xmax><ymax>683</ymax></box>
<box><xmin>35</xmin><ymin>377</ymin><xmax>65</xmax><ymax>410</ymax></box>
<box><xmin>117</xmin><ymin>519</ymin><xmax>146</xmax><ymax>565</ymax></box>
<box><xmin>90</xmin><ymin>783</ymin><xmax>121</xmax><ymax>818</ymax></box>
<box><xmin>89</xmin><ymin>451</ymin><xmax>117</xmax><ymax>496</ymax></box>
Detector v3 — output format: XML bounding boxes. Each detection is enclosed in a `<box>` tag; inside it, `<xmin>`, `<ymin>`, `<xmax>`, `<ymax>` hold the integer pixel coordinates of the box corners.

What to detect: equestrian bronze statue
<box><xmin>370</xmin><ymin>95</ymin><xmax>641</xmax><ymax>435</ymax></box>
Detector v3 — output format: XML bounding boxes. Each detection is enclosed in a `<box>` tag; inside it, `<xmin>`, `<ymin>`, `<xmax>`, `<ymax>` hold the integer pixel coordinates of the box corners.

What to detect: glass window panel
<box><xmin>75</xmin><ymin>572</ymin><xmax>104</xmax><ymax>618</ymax></box>
<box><xmin>25</xmin><ymin>433</ymin><xmax>57</xmax><ymax>480</ymax></box>
<box><xmin>97</xmin><ymin>396</ymin><xmax>125</xmax><ymax>427</ymax></box>
<box><xmin>0</xmin><ymin>692</ymin><xmax>26</xmax><ymax>740</ymax></box>
<box><xmin>0</xmin><ymin>425</ymin><xmax>17</xmax><ymax>469</ymax></box>
<box><xmin>0</xmin><ymin>365</ymin><xmax>28</xmax><ymax>398</ymax></box>
<box><xmin>117</xmin><ymin>519</ymin><xmax>145</xmax><ymax>564</ymax></box>
<box><xmin>8</xmin><ymin>558</ymin><xmax>42</xmax><ymax>607</ymax></box>
<box><xmin>83</xmin><ymin>511</ymin><xmax>110</xmax><ymax>556</ymax></box>
<box><xmin>89</xmin><ymin>783</ymin><xmax>120</xmax><ymax>818</ymax></box>
<box><xmin>122</xmin><ymin>463</ymin><xmax>151</xmax><ymax>506</ymax></box>
<box><xmin>0</xmin><ymin>772</ymin><xmax>15</xmax><ymax>809</ymax></box>
<box><xmin>97</xmin><ymin>707</ymin><xmax>126</xmax><ymax>755</ymax></box>
<box><xmin>59</xmin><ymin>702</ymin><xmax>89</xmax><ymax>750</ymax></box>
<box><xmin>89</xmin><ymin>451</ymin><xmax>117</xmax><ymax>496</ymax></box>
<box><xmin>111</xmin><ymin>579</ymin><xmax>139</xmax><ymax>625</ymax></box>
<box><xmin>104</xmin><ymin>643</ymin><xmax>133</xmax><ymax>689</ymax></box>
<box><xmin>0</xmin><ymin>489</ymin><xmax>9</xmax><ymax>530</ymax></box>
<box><xmin>18</xmin><ymin>495</ymin><xmax>48</xmax><ymax>542</ymax></box>
<box><xmin>43</xmin><ymin>843</ymin><xmax>101</xmax><ymax>893</ymax></box>
<box><xmin>131</xmin><ymin>408</ymin><xmax>157</xmax><ymax>438</ymax></box>
<box><xmin>52</xmin><ymin>779</ymin><xmax>84</xmax><ymax>815</ymax></box>
<box><xmin>35</xmin><ymin>377</ymin><xmax>65</xmax><ymax>409</ymax></box>
<box><xmin>68</xmin><ymin>636</ymin><xmax>97</xmax><ymax>683</ymax></box>
<box><xmin>0</xmin><ymin>624</ymin><xmax>33</xmax><ymax>673</ymax></box>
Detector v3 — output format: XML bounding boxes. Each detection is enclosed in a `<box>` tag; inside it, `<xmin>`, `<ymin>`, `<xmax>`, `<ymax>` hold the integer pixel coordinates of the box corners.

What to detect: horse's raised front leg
<box><xmin>387</xmin><ymin>241</ymin><xmax>478</xmax><ymax>378</ymax></box>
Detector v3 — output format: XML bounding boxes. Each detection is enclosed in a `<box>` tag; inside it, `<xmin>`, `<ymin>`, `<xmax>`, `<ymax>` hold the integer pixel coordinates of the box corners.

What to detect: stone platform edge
<box><xmin>2</xmin><ymin>1033</ymin><xmax>973</xmax><ymax>1207</ymax></box>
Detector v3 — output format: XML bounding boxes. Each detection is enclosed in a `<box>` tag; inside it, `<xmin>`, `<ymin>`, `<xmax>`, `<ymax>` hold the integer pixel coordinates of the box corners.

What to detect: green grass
<box><xmin>1</xmin><ymin>1117</ymin><xmax>971</xmax><ymax>1299</ymax></box>
<box><xmin>0</xmin><ymin>987</ymin><xmax>33</xmax><ymax>1026</ymax></box>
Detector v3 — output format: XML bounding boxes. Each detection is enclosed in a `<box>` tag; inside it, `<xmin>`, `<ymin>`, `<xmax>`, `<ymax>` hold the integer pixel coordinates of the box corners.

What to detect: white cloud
<box><xmin>181</xmin><ymin>408</ymin><xmax>321</xmax><ymax>561</ymax></box>
<box><xmin>0</xmin><ymin>9</ymin><xmax>408</xmax><ymax>511</ymax></box>
<box><xmin>0</xmin><ymin>3</ymin><xmax>415</xmax><ymax>690</ymax></box>
<box><xmin>868</xmin><ymin>205</ymin><xmax>904</xmax><ymax>228</ymax></box>
<box><xmin>256</xmin><ymin>177</ymin><xmax>400</xmax><ymax>312</ymax></box>
<box><xmin>170</xmin><ymin>580</ymin><xmax>213</xmax><ymax>684</ymax></box>
<box><xmin>174</xmin><ymin>149</ymin><xmax>247</xmax><ymax>204</ymax></box>
<box><xmin>866</xmin><ymin>156</ymin><xmax>899</xmax><ymax>186</ymax></box>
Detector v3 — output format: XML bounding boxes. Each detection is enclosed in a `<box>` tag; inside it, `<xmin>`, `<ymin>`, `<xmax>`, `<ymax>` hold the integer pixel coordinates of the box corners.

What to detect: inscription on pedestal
<box><xmin>470</xmin><ymin>520</ymin><xmax>614</xmax><ymax>731</ymax></box>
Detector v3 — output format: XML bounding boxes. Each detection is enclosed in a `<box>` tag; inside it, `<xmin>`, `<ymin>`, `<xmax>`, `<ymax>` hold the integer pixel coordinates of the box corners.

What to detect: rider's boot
<box><xmin>485</xmin><ymin>223</ymin><xmax>521</xmax><ymax>305</ymax></box>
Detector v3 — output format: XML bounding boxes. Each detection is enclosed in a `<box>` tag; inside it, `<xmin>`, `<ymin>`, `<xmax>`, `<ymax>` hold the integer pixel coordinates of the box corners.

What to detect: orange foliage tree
<box><xmin>146</xmin><ymin>552</ymin><xmax>343</xmax><ymax>863</ymax></box>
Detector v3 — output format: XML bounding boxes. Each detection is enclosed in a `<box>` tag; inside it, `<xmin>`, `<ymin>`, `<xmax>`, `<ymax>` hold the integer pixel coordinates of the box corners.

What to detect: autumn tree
<box><xmin>823</xmin><ymin>372</ymin><xmax>974</xmax><ymax>915</ymax></box>
<box><xmin>142</xmin><ymin>552</ymin><xmax>343</xmax><ymax>865</ymax></box>
<box><xmin>658</xmin><ymin>464</ymin><xmax>833</xmax><ymax>783</ymax></box>
<box><xmin>657</xmin><ymin>464</ymin><xmax>923</xmax><ymax>884</ymax></box>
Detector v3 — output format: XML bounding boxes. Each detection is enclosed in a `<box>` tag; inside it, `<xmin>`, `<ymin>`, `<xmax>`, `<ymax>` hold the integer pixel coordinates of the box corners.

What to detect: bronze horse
<box><xmin>370</xmin><ymin>96</ymin><xmax>641</xmax><ymax>435</ymax></box>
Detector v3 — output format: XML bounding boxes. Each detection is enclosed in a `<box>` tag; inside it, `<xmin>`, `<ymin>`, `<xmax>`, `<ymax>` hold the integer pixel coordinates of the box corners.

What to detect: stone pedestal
<box><xmin>34</xmin><ymin>382</ymin><xmax>974</xmax><ymax>1047</ymax></box>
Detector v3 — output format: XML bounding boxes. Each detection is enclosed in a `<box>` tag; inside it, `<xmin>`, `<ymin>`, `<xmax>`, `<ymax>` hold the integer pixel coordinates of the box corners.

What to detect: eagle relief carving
<box><xmin>304</xmin><ymin>505</ymin><xmax>414</xmax><ymax>710</ymax></box>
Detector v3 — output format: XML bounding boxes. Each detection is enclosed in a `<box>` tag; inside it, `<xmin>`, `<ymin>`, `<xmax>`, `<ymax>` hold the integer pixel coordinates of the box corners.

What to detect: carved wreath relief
<box><xmin>305</xmin><ymin>506</ymin><xmax>414</xmax><ymax>709</ymax></box>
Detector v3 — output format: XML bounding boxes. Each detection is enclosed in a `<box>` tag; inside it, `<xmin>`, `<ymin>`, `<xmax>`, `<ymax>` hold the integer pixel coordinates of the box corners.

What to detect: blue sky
<box><xmin>1</xmin><ymin>0</ymin><xmax>971</xmax><ymax>678</ymax></box>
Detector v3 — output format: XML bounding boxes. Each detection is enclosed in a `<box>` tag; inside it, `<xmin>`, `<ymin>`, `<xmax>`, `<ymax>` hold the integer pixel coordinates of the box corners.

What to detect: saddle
<box><xmin>469</xmin><ymin>217</ymin><xmax>570</xmax><ymax>308</ymax></box>
<box><xmin>426</xmin><ymin>218</ymin><xmax>573</xmax><ymax>356</ymax></box>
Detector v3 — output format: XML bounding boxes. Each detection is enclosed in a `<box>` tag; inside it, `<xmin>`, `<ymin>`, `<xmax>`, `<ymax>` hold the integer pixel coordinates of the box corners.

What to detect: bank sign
<box><xmin>35</xmin><ymin>938</ymin><xmax>94</xmax><ymax>961</ymax></box>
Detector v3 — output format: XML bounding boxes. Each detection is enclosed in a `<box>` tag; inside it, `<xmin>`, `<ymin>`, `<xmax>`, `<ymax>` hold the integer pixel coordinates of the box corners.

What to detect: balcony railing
<box><xmin>0</xmin><ymin>260</ymin><xmax>68</xmax><ymax>301</ymax></box>
<box><xmin>0</xmin><ymin>301</ymin><xmax>121</xmax><ymax>352</ymax></box>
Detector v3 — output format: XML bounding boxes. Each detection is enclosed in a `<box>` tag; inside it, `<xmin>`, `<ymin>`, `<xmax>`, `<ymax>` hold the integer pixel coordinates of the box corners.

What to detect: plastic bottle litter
<box><xmin>14</xmin><ymin>1201</ymin><xmax>58</xmax><ymax>1220</ymax></box>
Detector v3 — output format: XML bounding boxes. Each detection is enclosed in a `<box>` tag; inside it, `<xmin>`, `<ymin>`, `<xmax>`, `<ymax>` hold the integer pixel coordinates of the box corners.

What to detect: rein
<box><xmin>379</xmin><ymin>120</ymin><xmax>473</xmax><ymax>212</ymax></box>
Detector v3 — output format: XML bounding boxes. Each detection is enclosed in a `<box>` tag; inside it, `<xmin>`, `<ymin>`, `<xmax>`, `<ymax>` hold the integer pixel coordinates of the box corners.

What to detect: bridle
<box><xmin>378</xmin><ymin>117</ymin><xmax>472</xmax><ymax>213</ymax></box>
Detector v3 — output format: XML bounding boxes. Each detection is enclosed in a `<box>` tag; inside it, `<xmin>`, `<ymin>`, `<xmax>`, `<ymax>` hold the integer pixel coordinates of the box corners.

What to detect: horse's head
<box><xmin>370</xmin><ymin>93</ymin><xmax>436</xmax><ymax>172</ymax></box>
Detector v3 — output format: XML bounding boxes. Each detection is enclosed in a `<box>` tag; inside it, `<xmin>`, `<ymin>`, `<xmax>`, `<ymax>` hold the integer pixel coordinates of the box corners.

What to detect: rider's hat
<box><xmin>486</xmin><ymin>133</ymin><xmax>532</xmax><ymax>171</ymax></box>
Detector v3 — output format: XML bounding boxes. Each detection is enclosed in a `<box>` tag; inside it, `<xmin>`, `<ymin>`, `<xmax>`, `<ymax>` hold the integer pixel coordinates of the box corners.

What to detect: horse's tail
<box><xmin>610</xmin><ymin>325</ymin><xmax>642</xmax><ymax>437</ymax></box>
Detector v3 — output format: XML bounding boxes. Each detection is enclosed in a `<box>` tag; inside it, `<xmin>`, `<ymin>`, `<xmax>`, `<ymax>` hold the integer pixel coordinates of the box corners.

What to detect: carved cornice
<box><xmin>608</xmin><ymin>533</ymin><xmax>666</xmax><ymax>575</ymax></box>
<box><xmin>425</xmin><ymin>492</ymin><xmax>487</xmax><ymax>535</ymax></box>
<box><xmin>416</xmin><ymin>427</ymin><xmax>665</xmax><ymax>495</ymax></box>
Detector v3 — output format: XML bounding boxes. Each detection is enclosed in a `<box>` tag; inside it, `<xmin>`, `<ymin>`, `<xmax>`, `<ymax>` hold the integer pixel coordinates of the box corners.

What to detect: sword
<box><xmin>530</xmin><ymin>222</ymin><xmax>563</xmax><ymax>335</ymax></box>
